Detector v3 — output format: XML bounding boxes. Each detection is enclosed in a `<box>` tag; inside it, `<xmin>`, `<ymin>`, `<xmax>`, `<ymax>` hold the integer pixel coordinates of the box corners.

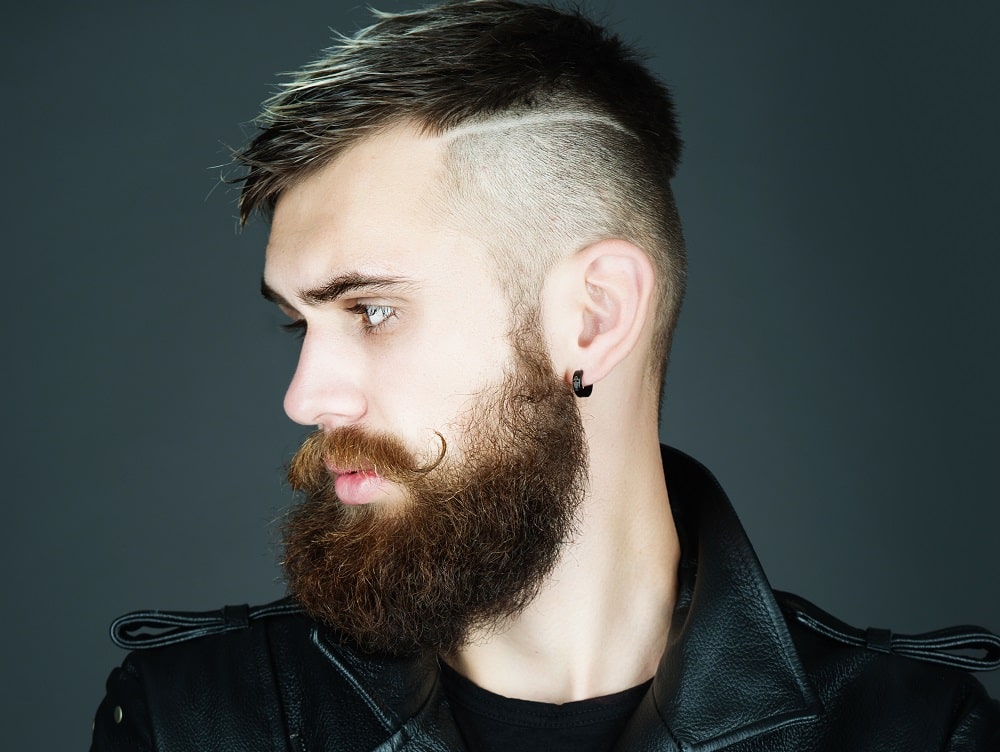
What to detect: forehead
<box><xmin>263</xmin><ymin>125</ymin><xmax>494</xmax><ymax>295</ymax></box>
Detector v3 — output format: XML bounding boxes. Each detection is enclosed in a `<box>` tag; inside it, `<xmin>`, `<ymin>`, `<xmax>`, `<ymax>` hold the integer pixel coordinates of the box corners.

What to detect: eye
<box><xmin>364</xmin><ymin>305</ymin><xmax>394</xmax><ymax>326</ymax></box>
<box><xmin>350</xmin><ymin>303</ymin><xmax>397</xmax><ymax>331</ymax></box>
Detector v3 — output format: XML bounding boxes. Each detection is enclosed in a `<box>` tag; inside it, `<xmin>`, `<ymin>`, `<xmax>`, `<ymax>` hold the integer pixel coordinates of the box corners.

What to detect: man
<box><xmin>90</xmin><ymin>1</ymin><xmax>1000</xmax><ymax>749</ymax></box>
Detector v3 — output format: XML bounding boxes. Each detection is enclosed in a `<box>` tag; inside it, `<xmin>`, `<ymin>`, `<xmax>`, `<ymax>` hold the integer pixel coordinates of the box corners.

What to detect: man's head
<box><xmin>263</xmin><ymin>125</ymin><xmax>589</xmax><ymax>655</ymax></box>
<box><xmin>248</xmin><ymin>1</ymin><xmax>687</xmax><ymax>654</ymax></box>
<box><xmin>240</xmin><ymin>0</ymin><xmax>686</xmax><ymax>388</ymax></box>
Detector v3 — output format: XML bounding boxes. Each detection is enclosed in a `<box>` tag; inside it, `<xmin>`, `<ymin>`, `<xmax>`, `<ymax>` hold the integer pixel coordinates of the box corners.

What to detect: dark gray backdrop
<box><xmin>3</xmin><ymin>2</ymin><xmax>997</xmax><ymax>749</ymax></box>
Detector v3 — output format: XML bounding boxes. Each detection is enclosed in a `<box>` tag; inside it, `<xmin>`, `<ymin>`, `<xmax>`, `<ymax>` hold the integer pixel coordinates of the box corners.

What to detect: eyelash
<box><xmin>280</xmin><ymin>304</ymin><xmax>397</xmax><ymax>339</ymax></box>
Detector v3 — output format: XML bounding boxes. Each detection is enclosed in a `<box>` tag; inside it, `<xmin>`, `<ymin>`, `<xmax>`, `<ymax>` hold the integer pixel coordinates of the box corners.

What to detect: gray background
<box><xmin>3</xmin><ymin>1</ymin><xmax>997</xmax><ymax>748</ymax></box>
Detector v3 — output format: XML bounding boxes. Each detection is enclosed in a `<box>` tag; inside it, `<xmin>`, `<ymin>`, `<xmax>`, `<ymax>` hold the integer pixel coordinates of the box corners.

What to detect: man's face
<box><xmin>263</xmin><ymin>125</ymin><xmax>588</xmax><ymax>654</ymax></box>
<box><xmin>264</xmin><ymin>126</ymin><xmax>517</xmax><ymax>483</ymax></box>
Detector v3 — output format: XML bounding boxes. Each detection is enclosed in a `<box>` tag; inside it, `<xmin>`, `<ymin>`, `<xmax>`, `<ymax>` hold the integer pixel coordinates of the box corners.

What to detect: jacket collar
<box><xmin>620</xmin><ymin>446</ymin><xmax>819</xmax><ymax>750</ymax></box>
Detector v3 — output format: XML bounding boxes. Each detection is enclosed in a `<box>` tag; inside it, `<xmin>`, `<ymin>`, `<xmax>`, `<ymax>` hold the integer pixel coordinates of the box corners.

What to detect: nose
<box><xmin>283</xmin><ymin>331</ymin><xmax>367</xmax><ymax>428</ymax></box>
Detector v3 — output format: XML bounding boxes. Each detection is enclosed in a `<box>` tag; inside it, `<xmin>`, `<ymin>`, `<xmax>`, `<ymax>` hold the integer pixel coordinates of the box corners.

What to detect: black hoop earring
<box><xmin>572</xmin><ymin>370</ymin><xmax>593</xmax><ymax>398</ymax></box>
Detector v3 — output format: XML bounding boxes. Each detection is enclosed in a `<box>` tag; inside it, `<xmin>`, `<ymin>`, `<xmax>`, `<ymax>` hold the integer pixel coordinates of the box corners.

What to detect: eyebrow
<box><xmin>260</xmin><ymin>272</ymin><xmax>416</xmax><ymax>308</ymax></box>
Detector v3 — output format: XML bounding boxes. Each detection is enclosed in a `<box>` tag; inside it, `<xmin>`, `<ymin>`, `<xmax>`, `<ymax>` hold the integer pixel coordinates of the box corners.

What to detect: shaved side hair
<box><xmin>237</xmin><ymin>0</ymin><xmax>687</xmax><ymax>389</ymax></box>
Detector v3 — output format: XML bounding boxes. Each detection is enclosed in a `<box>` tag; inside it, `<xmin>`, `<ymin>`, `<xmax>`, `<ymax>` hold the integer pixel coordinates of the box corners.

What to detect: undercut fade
<box><xmin>236</xmin><ymin>0</ymin><xmax>687</xmax><ymax>392</ymax></box>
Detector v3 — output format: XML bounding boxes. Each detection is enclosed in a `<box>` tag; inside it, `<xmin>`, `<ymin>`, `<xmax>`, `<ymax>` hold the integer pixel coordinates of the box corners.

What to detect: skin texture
<box><xmin>263</xmin><ymin>123</ymin><xmax>681</xmax><ymax>703</ymax></box>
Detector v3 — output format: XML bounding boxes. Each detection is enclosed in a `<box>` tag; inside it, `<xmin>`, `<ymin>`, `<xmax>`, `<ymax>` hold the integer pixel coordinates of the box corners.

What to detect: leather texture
<box><xmin>90</xmin><ymin>447</ymin><xmax>1000</xmax><ymax>751</ymax></box>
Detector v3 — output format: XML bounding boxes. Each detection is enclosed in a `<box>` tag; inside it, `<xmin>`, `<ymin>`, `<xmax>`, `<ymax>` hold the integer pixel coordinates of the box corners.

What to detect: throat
<box><xmin>444</xmin><ymin>518</ymin><xmax>678</xmax><ymax>704</ymax></box>
<box><xmin>447</xmin><ymin>432</ymin><xmax>680</xmax><ymax>704</ymax></box>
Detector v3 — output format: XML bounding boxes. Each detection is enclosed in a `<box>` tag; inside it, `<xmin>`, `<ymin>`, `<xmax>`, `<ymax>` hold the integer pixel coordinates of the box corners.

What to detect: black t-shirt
<box><xmin>439</xmin><ymin>661</ymin><xmax>651</xmax><ymax>752</ymax></box>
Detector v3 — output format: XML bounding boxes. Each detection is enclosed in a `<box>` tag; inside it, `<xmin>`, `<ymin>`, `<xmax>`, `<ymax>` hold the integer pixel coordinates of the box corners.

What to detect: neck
<box><xmin>445</xmin><ymin>424</ymin><xmax>678</xmax><ymax>703</ymax></box>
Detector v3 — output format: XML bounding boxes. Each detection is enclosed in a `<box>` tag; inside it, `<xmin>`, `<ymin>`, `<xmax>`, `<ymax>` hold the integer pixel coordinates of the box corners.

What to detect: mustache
<box><xmin>287</xmin><ymin>425</ymin><xmax>447</xmax><ymax>491</ymax></box>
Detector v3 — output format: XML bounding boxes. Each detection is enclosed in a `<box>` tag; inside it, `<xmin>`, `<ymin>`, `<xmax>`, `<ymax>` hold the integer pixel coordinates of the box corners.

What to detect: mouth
<box><xmin>328</xmin><ymin>465</ymin><xmax>387</xmax><ymax>505</ymax></box>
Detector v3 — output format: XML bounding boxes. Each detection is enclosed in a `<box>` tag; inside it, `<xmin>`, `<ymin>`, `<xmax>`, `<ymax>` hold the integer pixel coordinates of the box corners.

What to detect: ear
<box><xmin>542</xmin><ymin>239</ymin><xmax>656</xmax><ymax>389</ymax></box>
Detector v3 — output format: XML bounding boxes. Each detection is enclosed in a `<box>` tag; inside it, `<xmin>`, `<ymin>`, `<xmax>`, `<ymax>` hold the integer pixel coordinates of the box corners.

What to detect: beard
<box><xmin>281</xmin><ymin>325</ymin><xmax>588</xmax><ymax>656</ymax></box>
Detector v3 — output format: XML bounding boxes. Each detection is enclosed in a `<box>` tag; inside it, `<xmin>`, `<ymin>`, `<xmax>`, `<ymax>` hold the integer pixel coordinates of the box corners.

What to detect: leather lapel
<box><xmin>309</xmin><ymin>630</ymin><xmax>468</xmax><ymax>751</ymax></box>
<box><xmin>618</xmin><ymin>446</ymin><xmax>819</xmax><ymax>751</ymax></box>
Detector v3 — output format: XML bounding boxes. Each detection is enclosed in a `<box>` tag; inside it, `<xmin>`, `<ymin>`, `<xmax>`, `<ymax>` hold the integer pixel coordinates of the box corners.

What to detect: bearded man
<box><xmin>90</xmin><ymin>2</ymin><xmax>999</xmax><ymax>750</ymax></box>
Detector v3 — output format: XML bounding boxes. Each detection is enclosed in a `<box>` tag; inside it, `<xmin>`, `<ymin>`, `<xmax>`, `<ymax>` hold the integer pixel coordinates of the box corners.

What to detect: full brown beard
<box><xmin>282</xmin><ymin>326</ymin><xmax>588</xmax><ymax>656</ymax></box>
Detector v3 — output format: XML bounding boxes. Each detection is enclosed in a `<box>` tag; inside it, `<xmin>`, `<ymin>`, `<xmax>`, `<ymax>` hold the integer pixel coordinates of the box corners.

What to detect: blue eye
<box><xmin>349</xmin><ymin>303</ymin><xmax>396</xmax><ymax>331</ymax></box>
<box><xmin>363</xmin><ymin>305</ymin><xmax>394</xmax><ymax>326</ymax></box>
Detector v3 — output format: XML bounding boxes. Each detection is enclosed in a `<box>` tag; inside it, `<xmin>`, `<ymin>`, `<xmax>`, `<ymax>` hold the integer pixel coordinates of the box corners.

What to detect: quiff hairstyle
<box><xmin>237</xmin><ymin>0</ymin><xmax>687</xmax><ymax>391</ymax></box>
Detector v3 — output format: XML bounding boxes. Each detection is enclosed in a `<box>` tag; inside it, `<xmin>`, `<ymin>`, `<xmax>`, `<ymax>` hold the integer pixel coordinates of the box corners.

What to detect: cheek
<box><xmin>368</xmin><ymin>320</ymin><xmax>510</xmax><ymax>435</ymax></box>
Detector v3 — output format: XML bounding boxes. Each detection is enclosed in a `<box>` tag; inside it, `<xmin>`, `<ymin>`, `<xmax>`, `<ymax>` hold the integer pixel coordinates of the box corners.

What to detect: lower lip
<box><xmin>334</xmin><ymin>470</ymin><xmax>387</xmax><ymax>505</ymax></box>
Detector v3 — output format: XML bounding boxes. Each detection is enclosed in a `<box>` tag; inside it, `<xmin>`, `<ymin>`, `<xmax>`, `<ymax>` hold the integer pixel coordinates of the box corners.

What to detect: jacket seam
<box><xmin>311</xmin><ymin>628</ymin><xmax>399</xmax><ymax>733</ymax></box>
<box><xmin>264</xmin><ymin>619</ymin><xmax>299</xmax><ymax>752</ymax></box>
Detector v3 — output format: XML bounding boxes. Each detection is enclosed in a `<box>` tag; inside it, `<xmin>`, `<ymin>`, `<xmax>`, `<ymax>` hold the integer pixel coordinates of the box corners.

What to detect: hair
<box><xmin>236</xmin><ymin>0</ymin><xmax>687</xmax><ymax>392</ymax></box>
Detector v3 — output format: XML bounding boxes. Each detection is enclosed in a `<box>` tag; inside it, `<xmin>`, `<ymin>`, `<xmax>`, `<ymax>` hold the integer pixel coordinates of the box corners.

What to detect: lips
<box><xmin>329</xmin><ymin>465</ymin><xmax>387</xmax><ymax>505</ymax></box>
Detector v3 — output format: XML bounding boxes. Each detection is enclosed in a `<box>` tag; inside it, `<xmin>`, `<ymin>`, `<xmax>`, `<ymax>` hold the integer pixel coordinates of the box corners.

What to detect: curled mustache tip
<box><xmin>421</xmin><ymin>431</ymin><xmax>447</xmax><ymax>473</ymax></box>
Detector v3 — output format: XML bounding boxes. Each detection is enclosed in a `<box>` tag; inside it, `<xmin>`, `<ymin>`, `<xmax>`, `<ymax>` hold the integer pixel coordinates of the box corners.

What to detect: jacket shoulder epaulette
<box><xmin>108</xmin><ymin>597</ymin><xmax>305</xmax><ymax>650</ymax></box>
<box><xmin>775</xmin><ymin>590</ymin><xmax>1000</xmax><ymax>673</ymax></box>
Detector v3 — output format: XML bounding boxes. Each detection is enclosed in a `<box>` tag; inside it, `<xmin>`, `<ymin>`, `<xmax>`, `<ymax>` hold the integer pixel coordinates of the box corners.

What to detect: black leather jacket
<box><xmin>90</xmin><ymin>447</ymin><xmax>1000</xmax><ymax>750</ymax></box>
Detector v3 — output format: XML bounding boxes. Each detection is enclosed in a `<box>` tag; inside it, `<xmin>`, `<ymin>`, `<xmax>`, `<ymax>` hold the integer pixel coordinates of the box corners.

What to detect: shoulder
<box><xmin>89</xmin><ymin>599</ymin><xmax>440</xmax><ymax>752</ymax></box>
<box><xmin>91</xmin><ymin>599</ymin><xmax>311</xmax><ymax>750</ymax></box>
<box><xmin>774</xmin><ymin>590</ymin><xmax>1000</xmax><ymax>748</ymax></box>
